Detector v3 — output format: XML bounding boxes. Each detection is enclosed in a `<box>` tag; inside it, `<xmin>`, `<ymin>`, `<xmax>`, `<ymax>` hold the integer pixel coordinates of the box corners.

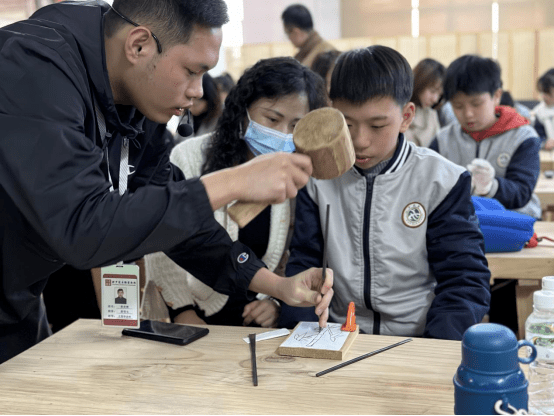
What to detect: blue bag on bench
<box><xmin>472</xmin><ymin>196</ymin><xmax>536</xmax><ymax>253</ymax></box>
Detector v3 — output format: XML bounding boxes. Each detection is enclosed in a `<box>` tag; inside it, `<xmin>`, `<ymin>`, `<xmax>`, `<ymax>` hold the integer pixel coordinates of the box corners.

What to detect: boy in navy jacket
<box><xmin>281</xmin><ymin>46</ymin><xmax>491</xmax><ymax>340</ymax></box>
<box><xmin>430</xmin><ymin>55</ymin><xmax>541</xmax><ymax>219</ymax></box>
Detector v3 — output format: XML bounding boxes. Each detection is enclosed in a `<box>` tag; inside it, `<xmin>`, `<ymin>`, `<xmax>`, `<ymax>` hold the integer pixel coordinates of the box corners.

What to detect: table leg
<box><xmin>516</xmin><ymin>280</ymin><xmax>541</xmax><ymax>339</ymax></box>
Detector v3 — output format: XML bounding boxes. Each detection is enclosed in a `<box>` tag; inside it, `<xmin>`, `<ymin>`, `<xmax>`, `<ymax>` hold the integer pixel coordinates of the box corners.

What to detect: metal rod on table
<box><xmin>248</xmin><ymin>333</ymin><xmax>258</xmax><ymax>386</ymax></box>
<box><xmin>315</xmin><ymin>338</ymin><xmax>413</xmax><ymax>377</ymax></box>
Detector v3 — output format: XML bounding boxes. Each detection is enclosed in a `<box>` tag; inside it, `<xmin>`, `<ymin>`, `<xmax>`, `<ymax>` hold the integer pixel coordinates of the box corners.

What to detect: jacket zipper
<box><xmin>362</xmin><ymin>175</ymin><xmax>381</xmax><ymax>334</ymax></box>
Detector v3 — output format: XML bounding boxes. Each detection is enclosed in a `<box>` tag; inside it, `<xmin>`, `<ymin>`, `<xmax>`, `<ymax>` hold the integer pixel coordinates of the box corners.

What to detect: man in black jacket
<box><xmin>0</xmin><ymin>0</ymin><xmax>333</xmax><ymax>364</ymax></box>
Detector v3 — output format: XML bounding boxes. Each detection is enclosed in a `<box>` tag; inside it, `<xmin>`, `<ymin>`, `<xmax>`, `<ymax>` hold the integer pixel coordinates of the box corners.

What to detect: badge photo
<box><xmin>101</xmin><ymin>264</ymin><xmax>140</xmax><ymax>328</ymax></box>
<box><xmin>402</xmin><ymin>202</ymin><xmax>426</xmax><ymax>228</ymax></box>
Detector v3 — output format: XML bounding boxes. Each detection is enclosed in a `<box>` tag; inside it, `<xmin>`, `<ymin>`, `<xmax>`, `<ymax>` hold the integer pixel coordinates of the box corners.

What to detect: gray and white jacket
<box><xmin>430</xmin><ymin>122</ymin><xmax>541</xmax><ymax>219</ymax></box>
<box><xmin>283</xmin><ymin>135</ymin><xmax>491</xmax><ymax>341</ymax></box>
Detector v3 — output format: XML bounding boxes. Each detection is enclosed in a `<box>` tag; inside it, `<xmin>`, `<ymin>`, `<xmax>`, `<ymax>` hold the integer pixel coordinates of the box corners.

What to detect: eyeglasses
<box><xmin>110</xmin><ymin>6</ymin><xmax>163</xmax><ymax>54</ymax></box>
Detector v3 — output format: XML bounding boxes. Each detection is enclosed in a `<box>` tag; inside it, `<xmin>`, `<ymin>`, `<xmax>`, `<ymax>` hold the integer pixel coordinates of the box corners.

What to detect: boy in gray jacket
<box><xmin>281</xmin><ymin>46</ymin><xmax>491</xmax><ymax>340</ymax></box>
<box><xmin>430</xmin><ymin>55</ymin><xmax>541</xmax><ymax>219</ymax></box>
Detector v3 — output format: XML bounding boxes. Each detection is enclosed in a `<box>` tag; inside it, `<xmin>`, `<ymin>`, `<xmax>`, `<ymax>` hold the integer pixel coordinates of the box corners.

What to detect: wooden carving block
<box><xmin>228</xmin><ymin>108</ymin><xmax>355</xmax><ymax>228</ymax></box>
<box><xmin>276</xmin><ymin>322</ymin><xmax>359</xmax><ymax>360</ymax></box>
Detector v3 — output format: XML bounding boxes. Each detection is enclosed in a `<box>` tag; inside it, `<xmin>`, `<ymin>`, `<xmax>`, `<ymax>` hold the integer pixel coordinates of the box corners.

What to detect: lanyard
<box><xmin>92</xmin><ymin>95</ymin><xmax>129</xmax><ymax>195</ymax></box>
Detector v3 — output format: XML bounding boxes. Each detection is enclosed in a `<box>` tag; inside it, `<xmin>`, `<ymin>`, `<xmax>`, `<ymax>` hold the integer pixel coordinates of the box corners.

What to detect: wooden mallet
<box><xmin>227</xmin><ymin>107</ymin><xmax>355</xmax><ymax>228</ymax></box>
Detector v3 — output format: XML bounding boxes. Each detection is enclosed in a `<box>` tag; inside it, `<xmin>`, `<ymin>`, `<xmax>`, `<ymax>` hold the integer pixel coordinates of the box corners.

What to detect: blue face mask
<box><xmin>242</xmin><ymin>111</ymin><xmax>295</xmax><ymax>156</ymax></box>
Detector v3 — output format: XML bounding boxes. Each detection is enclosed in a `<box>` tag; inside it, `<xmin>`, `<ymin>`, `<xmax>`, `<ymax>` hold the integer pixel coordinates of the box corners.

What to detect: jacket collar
<box><xmin>353</xmin><ymin>133</ymin><xmax>411</xmax><ymax>177</ymax></box>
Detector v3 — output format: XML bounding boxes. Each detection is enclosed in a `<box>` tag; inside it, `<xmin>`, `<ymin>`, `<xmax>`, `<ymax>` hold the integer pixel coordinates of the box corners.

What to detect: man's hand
<box><xmin>248</xmin><ymin>267</ymin><xmax>334</xmax><ymax>329</ymax></box>
<box><xmin>279</xmin><ymin>268</ymin><xmax>334</xmax><ymax>329</ymax></box>
<box><xmin>242</xmin><ymin>299</ymin><xmax>280</xmax><ymax>328</ymax></box>
<box><xmin>200</xmin><ymin>152</ymin><xmax>313</xmax><ymax>211</ymax></box>
<box><xmin>467</xmin><ymin>158</ymin><xmax>495</xmax><ymax>196</ymax></box>
<box><xmin>545</xmin><ymin>138</ymin><xmax>554</xmax><ymax>150</ymax></box>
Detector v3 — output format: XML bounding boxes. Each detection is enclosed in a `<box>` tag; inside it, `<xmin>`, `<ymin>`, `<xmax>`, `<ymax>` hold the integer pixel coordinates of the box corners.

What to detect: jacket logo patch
<box><xmin>402</xmin><ymin>202</ymin><xmax>426</xmax><ymax>228</ymax></box>
<box><xmin>497</xmin><ymin>153</ymin><xmax>510</xmax><ymax>168</ymax></box>
<box><xmin>237</xmin><ymin>252</ymin><xmax>249</xmax><ymax>263</ymax></box>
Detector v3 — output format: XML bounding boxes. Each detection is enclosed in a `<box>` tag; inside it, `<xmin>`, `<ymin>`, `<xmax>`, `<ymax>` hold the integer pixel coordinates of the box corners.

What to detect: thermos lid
<box><xmin>462</xmin><ymin>323</ymin><xmax>519</xmax><ymax>373</ymax></box>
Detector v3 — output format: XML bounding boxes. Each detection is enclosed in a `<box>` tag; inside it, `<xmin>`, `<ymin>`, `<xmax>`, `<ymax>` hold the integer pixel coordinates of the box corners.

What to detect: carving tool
<box><xmin>319</xmin><ymin>203</ymin><xmax>330</xmax><ymax>332</ymax></box>
<box><xmin>248</xmin><ymin>333</ymin><xmax>258</xmax><ymax>386</ymax></box>
<box><xmin>315</xmin><ymin>338</ymin><xmax>413</xmax><ymax>377</ymax></box>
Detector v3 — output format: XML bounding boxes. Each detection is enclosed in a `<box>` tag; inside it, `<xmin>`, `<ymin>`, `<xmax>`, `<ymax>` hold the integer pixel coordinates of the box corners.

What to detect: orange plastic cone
<box><xmin>341</xmin><ymin>301</ymin><xmax>357</xmax><ymax>332</ymax></box>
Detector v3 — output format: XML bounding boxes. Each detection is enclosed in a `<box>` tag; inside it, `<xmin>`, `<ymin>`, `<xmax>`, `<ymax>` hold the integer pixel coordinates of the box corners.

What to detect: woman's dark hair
<box><xmin>411</xmin><ymin>58</ymin><xmax>445</xmax><ymax>108</ymax></box>
<box><xmin>105</xmin><ymin>0</ymin><xmax>228</xmax><ymax>49</ymax></box>
<box><xmin>443</xmin><ymin>55</ymin><xmax>502</xmax><ymax>101</ymax></box>
<box><xmin>537</xmin><ymin>68</ymin><xmax>554</xmax><ymax>94</ymax></box>
<box><xmin>311</xmin><ymin>50</ymin><xmax>342</xmax><ymax>88</ymax></box>
<box><xmin>202</xmin><ymin>57</ymin><xmax>327</xmax><ymax>174</ymax></box>
<box><xmin>192</xmin><ymin>73</ymin><xmax>221</xmax><ymax>134</ymax></box>
<box><xmin>329</xmin><ymin>45</ymin><xmax>413</xmax><ymax>106</ymax></box>
<box><xmin>214</xmin><ymin>73</ymin><xmax>235</xmax><ymax>94</ymax></box>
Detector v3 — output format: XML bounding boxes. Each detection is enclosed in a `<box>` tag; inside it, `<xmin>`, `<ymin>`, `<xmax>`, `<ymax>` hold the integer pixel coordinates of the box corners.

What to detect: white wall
<box><xmin>242</xmin><ymin>0</ymin><xmax>340</xmax><ymax>45</ymax></box>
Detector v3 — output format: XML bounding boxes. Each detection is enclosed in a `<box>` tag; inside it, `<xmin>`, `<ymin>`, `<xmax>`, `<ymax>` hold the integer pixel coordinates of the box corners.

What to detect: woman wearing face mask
<box><xmin>142</xmin><ymin>57</ymin><xmax>328</xmax><ymax>328</ymax></box>
<box><xmin>404</xmin><ymin>58</ymin><xmax>446</xmax><ymax>147</ymax></box>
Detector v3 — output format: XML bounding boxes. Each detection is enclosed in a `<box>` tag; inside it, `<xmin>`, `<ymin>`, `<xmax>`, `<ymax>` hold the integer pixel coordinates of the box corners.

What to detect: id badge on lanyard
<box><xmin>101</xmin><ymin>264</ymin><xmax>140</xmax><ymax>328</ymax></box>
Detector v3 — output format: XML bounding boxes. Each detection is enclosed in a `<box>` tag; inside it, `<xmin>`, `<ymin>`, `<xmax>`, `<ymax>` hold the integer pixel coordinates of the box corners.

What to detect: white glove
<box><xmin>467</xmin><ymin>158</ymin><xmax>495</xmax><ymax>196</ymax></box>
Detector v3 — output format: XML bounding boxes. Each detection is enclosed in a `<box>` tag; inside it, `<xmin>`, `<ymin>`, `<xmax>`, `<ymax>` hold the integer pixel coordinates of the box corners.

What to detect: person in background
<box><xmin>429</xmin><ymin>55</ymin><xmax>541</xmax><ymax>220</ymax></box>
<box><xmin>532</xmin><ymin>68</ymin><xmax>554</xmax><ymax>150</ymax></box>
<box><xmin>214</xmin><ymin>72</ymin><xmax>235</xmax><ymax>107</ymax></box>
<box><xmin>174</xmin><ymin>72</ymin><xmax>222</xmax><ymax>144</ymax></box>
<box><xmin>437</xmin><ymin>100</ymin><xmax>457</xmax><ymax>127</ymax></box>
<box><xmin>142</xmin><ymin>57</ymin><xmax>329</xmax><ymax>327</ymax></box>
<box><xmin>281</xmin><ymin>4</ymin><xmax>337</xmax><ymax>68</ymax></box>
<box><xmin>500</xmin><ymin>90</ymin><xmax>531</xmax><ymax>122</ymax></box>
<box><xmin>310</xmin><ymin>49</ymin><xmax>341</xmax><ymax>96</ymax></box>
<box><xmin>281</xmin><ymin>46</ymin><xmax>491</xmax><ymax>340</ymax></box>
<box><xmin>0</xmin><ymin>0</ymin><xmax>333</xmax><ymax>364</ymax></box>
<box><xmin>404</xmin><ymin>58</ymin><xmax>445</xmax><ymax>147</ymax></box>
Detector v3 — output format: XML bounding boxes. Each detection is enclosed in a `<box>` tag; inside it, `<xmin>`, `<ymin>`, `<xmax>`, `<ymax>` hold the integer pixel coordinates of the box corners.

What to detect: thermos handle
<box><xmin>516</xmin><ymin>339</ymin><xmax>537</xmax><ymax>364</ymax></box>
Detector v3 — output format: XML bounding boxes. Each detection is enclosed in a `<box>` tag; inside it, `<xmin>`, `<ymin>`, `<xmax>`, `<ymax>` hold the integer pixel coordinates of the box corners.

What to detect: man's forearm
<box><xmin>200</xmin><ymin>168</ymin><xmax>241</xmax><ymax>211</ymax></box>
<box><xmin>247</xmin><ymin>267</ymin><xmax>284</xmax><ymax>300</ymax></box>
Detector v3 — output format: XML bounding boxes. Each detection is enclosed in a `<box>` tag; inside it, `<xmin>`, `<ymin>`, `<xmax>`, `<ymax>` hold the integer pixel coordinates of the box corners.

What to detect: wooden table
<box><xmin>534</xmin><ymin>173</ymin><xmax>554</xmax><ymax>208</ymax></box>
<box><xmin>0</xmin><ymin>319</ymin><xmax>461</xmax><ymax>415</ymax></box>
<box><xmin>486</xmin><ymin>221</ymin><xmax>554</xmax><ymax>339</ymax></box>
<box><xmin>539</xmin><ymin>150</ymin><xmax>554</xmax><ymax>172</ymax></box>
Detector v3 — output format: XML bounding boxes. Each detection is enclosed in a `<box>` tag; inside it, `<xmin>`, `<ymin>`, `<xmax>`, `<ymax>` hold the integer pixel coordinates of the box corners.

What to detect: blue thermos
<box><xmin>454</xmin><ymin>323</ymin><xmax>537</xmax><ymax>415</ymax></box>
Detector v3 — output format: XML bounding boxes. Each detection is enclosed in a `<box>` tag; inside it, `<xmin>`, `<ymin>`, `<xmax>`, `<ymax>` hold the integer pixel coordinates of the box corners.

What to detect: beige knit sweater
<box><xmin>141</xmin><ymin>134</ymin><xmax>293</xmax><ymax>320</ymax></box>
<box><xmin>404</xmin><ymin>106</ymin><xmax>441</xmax><ymax>148</ymax></box>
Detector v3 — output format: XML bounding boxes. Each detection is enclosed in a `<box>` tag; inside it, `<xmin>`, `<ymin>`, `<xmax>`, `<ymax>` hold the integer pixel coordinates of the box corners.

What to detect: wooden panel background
<box><xmin>538</xmin><ymin>28</ymin><xmax>554</xmax><ymax>78</ymax></box>
<box><xmin>230</xmin><ymin>27</ymin><xmax>554</xmax><ymax>100</ymax></box>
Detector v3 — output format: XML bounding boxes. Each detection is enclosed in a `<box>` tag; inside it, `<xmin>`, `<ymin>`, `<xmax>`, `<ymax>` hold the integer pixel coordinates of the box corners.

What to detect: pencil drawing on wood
<box><xmin>281</xmin><ymin>322</ymin><xmax>348</xmax><ymax>351</ymax></box>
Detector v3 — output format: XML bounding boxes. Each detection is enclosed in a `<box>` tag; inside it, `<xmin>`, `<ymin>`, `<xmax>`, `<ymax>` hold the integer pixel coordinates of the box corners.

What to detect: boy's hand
<box><xmin>467</xmin><ymin>158</ymin><xmax>495</xmax><ymax>196</ymax></box>
<box><xmin>242</xmin><ymin>299</ymin><xmax>280</xmax><ymax>328</ymax></box>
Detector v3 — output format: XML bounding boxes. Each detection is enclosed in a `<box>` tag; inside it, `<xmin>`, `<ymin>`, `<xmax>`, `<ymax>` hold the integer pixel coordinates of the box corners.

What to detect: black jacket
<box><xmin>0</xmin><ymin>1</ymin><xmax>262</xmax><ymax>363</ymax></box>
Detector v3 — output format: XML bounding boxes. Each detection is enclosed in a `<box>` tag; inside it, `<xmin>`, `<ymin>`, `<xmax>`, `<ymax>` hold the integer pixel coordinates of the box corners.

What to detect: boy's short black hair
<box><xmin>443</xmin><ymin>55</ymin><xmax>502</xmax><ymax>101</ymax></box>
<box><xmin>281</xmin><ymin>4</ymin><xmax>313</xmax><ymax>31</ymax></box>
<box><xmin>329</xmin><ymin>45</ymin><xmax>413</xmax><ymax>106</ymax></box>
<box><xmin>537</xmin><ymin>68</ymin><xmax>554</xmax><ymax>94</ymax></box>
